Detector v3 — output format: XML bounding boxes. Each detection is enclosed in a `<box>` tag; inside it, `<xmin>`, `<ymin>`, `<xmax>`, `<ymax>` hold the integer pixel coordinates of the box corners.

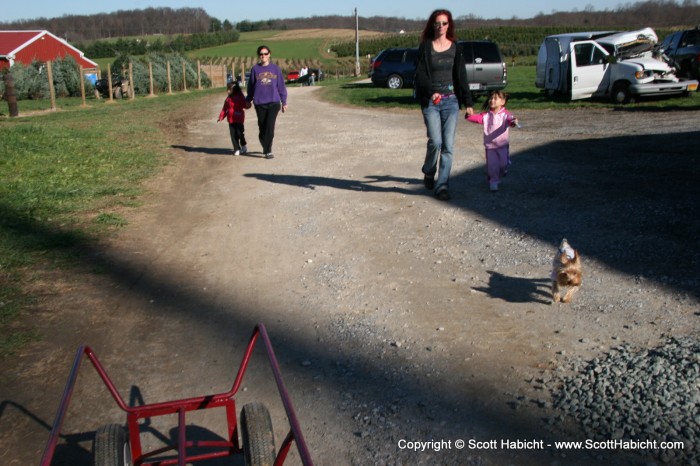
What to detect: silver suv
<box><xmin>458</xmin><ymin>40</ymin><xmax>507</xmax><ymax>96</ymax></box>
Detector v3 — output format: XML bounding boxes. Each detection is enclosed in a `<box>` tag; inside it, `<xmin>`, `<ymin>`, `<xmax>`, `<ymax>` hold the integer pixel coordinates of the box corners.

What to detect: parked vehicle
<box><xmin>535</xmin><ymin>27</ymin><xmax>698</xmax><ymax>103</ymax></box>
<box><xmin>369</xmin><ymin>41</ymin><xmax>507</xmax><ymax>95</ymax></box>
<box><xmin>287</xmin><ymin>70</ymin><xmax>300</xmax><ymax>82</ymax></box>
<box><xmin>287</xmin><ymin>68</ymin><xmax>324</xmax><ymax>85</ymax></box>
<box><xmin>457</xmin><ymin>40</ymin><xmax>507</xmax><ymax>95</ymax></box>
<box><xmin>369</xmin><ymin>48</ymin><xmax>419</xmax><ymax>89</ymax></box>
<box><xmin>657</xmin><ymin>27</ymin><xmax>700</xmax><ymax>80</ymax></box>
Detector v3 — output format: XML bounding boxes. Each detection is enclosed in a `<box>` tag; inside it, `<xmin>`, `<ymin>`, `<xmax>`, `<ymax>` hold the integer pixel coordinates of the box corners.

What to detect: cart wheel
<box><xmin>93</xmin><ymin>424</ymin><xmax>132</xmax><ymax>466</ymax></box>
<box><xmin>241</xmin><ymin>403</ymin><xmax>276</xmax><ymax>466</ymax></box>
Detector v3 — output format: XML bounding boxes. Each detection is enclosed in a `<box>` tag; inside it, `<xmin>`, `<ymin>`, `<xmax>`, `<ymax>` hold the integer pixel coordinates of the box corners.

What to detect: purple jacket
<box><xmin>467</xmin><ymin>107</ymin><xmax>515</xmax><ymax>149</ymax></box>
<box><xmin>246</xmin><ymin>63</ymin><xmax>287</xmax><ymax>106</ymax></box>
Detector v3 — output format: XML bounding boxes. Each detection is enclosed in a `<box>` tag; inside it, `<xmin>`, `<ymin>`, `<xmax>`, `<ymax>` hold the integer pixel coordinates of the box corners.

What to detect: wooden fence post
<box><xmin>46</xmin><ymin>60</ymin><xmax>56</xmax><ymax>111</ymax></box>
<box><xmin>3</xmin><ymin>71</ymin><xmax>19</xmax><ymax>117</ymax></box>
<box><xmin>107</xmin><ymin>63</ymin><xmax>114</xmax><ymax>102</ymax></box>
<box><xmin>197</xmin><ymin>60</ymin><xmax>202</xmax><ymax>90</ymax></box>
<box><xmin>167</xmin><ymin>61</ymin><xmax>172</xmax><ymax>94</ymax></box>
<box><xmin>79</xmin><ymin>65</ymin><xmax>87</xmax><ymax>107</ymax></box>
<box><xmin>148</xmin><ymin>61</ymin><xmax>155</xmax><ymax>97</ymax></box>
<box><xmin>128</xmin><ymin>62</ymin><xmax>135</xmax><ymax>99</ymax></box>
<box><xmin>182</xmin><ymin>62</ymin><xmax>187</xmax><ymax>92</ymax></box>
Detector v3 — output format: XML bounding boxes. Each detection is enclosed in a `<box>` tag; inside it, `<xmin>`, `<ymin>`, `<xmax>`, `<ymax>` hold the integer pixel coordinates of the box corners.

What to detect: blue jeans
<box><xmin>421</xmin><ymin>95</ymin><xmax>459</xmax><ymax>192</ymax></box>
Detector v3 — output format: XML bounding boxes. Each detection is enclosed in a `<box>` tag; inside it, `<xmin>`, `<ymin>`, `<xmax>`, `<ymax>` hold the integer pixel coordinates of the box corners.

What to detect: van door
<box><xmin>543</xmin><ymin>38</ymin><xmax>563</xmax><ymax>92</ymax></box>
<box><xmin>569</xmin><ymin>41</ymin><xmax>610</xmax><ymax>100</ymax></box>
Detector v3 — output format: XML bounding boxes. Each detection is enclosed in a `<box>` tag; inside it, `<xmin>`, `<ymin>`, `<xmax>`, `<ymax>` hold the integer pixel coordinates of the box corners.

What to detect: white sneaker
<box><xmin>240</xmin><ymin>145</ymin><xmax>248</xmax><ymax>154</ymax></box>
<box><xmin>489</xmin><ymin>182</ymin><xmax>499</xmax><ymax>192</ymax></box>
<box><xmin>233</xmin><ymin>150</ymin><xmax>240</xmax><ymax>156</ymax></box>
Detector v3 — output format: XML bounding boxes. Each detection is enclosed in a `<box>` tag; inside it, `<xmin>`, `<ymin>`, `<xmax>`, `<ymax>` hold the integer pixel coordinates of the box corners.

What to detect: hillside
<box><xmin>0</xmin><ymin>1</ymin><xmax>697</xmax><ymax>42</ymax></box>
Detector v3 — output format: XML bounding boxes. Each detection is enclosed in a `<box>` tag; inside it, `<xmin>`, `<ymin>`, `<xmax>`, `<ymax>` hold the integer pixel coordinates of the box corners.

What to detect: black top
<box><xmin>415</xmin><ymin>39</ymin><xmax>473</xmax><ymax>109</ymax></box>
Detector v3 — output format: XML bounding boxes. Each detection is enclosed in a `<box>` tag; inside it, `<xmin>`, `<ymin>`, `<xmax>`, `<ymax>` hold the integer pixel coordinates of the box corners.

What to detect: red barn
<box><xmin>0</xmin><ymin>30</ymin><xmax>98</xmax><ymax>71</ymax></box>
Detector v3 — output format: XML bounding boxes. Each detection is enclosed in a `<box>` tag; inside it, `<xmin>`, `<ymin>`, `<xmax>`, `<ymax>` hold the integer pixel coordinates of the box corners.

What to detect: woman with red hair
<box><xmin>414</xmin><ymin>9</ymin><xmax>474</xmax><ymax>201</ymax></box>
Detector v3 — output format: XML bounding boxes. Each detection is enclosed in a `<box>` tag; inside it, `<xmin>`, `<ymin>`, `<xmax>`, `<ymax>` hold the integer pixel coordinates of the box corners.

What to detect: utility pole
<box><xmin>355</xmin><ymin>8</ymin><xmax>360</xmax><ymax>77</ymax></box>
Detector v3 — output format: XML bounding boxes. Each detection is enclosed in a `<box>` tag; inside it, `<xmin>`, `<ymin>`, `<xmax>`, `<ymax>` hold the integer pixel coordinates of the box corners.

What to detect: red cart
<box><xmin>40</xmin><ymin>323</ymin><xmax>313</xmax><ymax>466</ymax></box>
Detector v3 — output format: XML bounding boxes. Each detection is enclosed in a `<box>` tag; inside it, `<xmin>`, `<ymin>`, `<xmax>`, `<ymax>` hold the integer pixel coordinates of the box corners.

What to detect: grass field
<box><xmin>0</xmin><ymin>89</ymin><xmax>220</xmax><ymax>356</ymax></box>
<box><xmin>320</xmin><ymin>65</ymin><xmax>700</xmax><ymax>110</ymax></box>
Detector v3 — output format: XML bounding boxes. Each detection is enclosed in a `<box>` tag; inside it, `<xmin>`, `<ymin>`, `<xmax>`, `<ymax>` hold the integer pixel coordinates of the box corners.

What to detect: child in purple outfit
<box><xmin>466</xmin><ymin>90</ymin><xmax>519</xmax><ymax>192</ymax></box>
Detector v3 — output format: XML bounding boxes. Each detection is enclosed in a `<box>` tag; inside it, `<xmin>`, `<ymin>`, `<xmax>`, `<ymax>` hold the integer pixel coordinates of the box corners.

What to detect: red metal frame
<box><xmin>40</xmin><ymin>323</ymin><xmax>313</xmax><ymax>466</ymax></box>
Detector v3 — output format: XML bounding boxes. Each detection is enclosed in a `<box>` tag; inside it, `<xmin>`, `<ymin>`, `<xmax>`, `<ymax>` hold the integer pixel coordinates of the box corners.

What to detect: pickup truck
<box><xmin>657</xmin><ymin>27</ymin><xmax>700</xmax><ymax>80</ymax></box>
<box><xmin>536</xmin><ymin>27</ymin><xmax>698</xmax><ymax>103</ymax></box>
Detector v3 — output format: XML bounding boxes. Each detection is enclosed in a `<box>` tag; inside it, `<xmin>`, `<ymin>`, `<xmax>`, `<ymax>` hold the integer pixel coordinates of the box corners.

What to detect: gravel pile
<box><xmin>551</xmin><ymin>336</ymin><xmax>699</xmax><ymax>465</ymax></box>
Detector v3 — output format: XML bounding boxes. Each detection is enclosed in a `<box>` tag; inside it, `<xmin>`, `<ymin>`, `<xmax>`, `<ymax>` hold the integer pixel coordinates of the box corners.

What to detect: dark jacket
<box><xmin>415</xmin><ymin>39</ymin><xmax>473</xmax><ymax>109</ymax></box>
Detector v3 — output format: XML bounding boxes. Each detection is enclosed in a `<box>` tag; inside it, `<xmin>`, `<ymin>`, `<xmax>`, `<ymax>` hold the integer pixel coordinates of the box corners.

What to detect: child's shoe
<box><xmin>489</xmin><ymin>181</ymin><xmax>499</xmax><ymax>192</ymax></box>
<box><xmin>240</xmin><ymin>145</ymin><xmax>248</xmax><ymax>155</ymax></box>
<box><xmin>233</xmin><ymin>150</ymin><xmax>240</xmax><ymax>156</ymax></box>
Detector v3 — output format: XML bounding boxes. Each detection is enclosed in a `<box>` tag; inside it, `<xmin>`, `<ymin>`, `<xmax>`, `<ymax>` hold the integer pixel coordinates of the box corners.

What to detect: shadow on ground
<box><xmin>2</xmin><ymin>128</ymin><xmax>698</xmax><ymax>465</ymax></box>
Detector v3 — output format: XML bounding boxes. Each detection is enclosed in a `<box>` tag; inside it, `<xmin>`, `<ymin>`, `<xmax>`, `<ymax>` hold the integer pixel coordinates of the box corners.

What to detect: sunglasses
<box><xmin>259</xmin><ymin>52</ymin><xmax>270</xmax><ymax>56</ymax></box>
<box><xmin>434</xmin><ymin>21</ymin><xmax>449</xmax><ymax>27</ymax></box>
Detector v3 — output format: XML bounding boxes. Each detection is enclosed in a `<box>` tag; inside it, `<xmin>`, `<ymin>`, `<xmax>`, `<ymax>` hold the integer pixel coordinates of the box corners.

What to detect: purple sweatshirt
<box><xmin>246</xmin><ymin>63</ymin><xmax>287</xmax><ymax>106</ymax></box>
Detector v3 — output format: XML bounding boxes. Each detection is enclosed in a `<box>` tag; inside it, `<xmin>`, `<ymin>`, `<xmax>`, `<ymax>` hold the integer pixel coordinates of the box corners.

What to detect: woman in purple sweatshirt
<box><xmin>246</xmin><ymin>45</ymin><xmax>288</xmax><ymax>159</ymax></box>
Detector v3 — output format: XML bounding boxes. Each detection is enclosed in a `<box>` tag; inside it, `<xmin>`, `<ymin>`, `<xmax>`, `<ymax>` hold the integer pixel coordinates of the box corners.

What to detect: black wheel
<box><xmin>386</xmin><ymin>74</ymin><xmax>403</xmax><ymax>89</ymax></box>
<box><xmin>241</xmin><ymin>402</ymin><xmax>276</xmax><ymax>466</ymax></box>
<box><xmin>93</xmin><ymin>424</ymin><xmax>132</xmax><ymax>466</ymax></box>
<box><xmin>611</xmin><ymin>82</ymin><xmax>632</xmax><ymax>104</ymax></box>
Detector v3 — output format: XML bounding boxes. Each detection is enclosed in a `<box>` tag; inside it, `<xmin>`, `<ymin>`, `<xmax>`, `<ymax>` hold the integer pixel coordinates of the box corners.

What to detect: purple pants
<box><xmin>485</xmin><ymin>146</ymin><xmax>510</xmax><ymax>184</ymax></box>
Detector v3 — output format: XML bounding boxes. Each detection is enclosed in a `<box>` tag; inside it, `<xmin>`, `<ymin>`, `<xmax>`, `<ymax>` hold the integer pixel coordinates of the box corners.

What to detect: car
<box><xmin>369</xmin><ymin>41</ymin><xmax>507</xmax><ymax>95</ymax></box>
<box><xmin>369</xmin><ymin>47</ymin><xmax>418</xmax><ymax>89</ymax></box>
<box><xmin>458</xmin><ymin>40</ymin><xmax>507</xmax><ymax>95</ymax></box>
<box><xmin>657</xmin><ymin>27</ymin><xmax>700</xmax><ymax>80</ymax></box>
<box><xmin>536</xmin><ymin>28</ymin><xmax>698</xmax><ymax>103</ymax></box>
<box><xmin>287</xmin><ymin>70</ymin><xmax>300</xmax><ymax>82</ymax></box>
<box><xmin>287</xmin><ymin>68</ymin><xmax>324</xmax><ymax>85</ymax></box>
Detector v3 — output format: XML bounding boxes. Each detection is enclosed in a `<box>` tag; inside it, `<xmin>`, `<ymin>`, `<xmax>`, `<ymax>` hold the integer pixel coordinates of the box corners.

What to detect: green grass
<box><xmin>0</xmin><ymin>88</ymin><xmax>221</xmax><ymax>357</ymax></box>
<box><xmin>195</xmin><ymin>38</ymin><xmax>324</xmax><ymax>59</ymax></box>
<box><xmin>320</xmin><ymin>65</ymin><xmax>700</xmax><ymax>110</ymax></box>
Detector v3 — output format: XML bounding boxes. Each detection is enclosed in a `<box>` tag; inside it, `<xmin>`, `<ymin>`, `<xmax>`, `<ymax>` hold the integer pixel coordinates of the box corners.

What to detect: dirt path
<box><xmin>1</xmin><ymin>86</ymin><xmax>699</xmax><ymax>466</ymax></box>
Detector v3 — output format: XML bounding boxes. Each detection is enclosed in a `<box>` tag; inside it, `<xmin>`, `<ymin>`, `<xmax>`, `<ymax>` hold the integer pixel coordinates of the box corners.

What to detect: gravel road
<box><xmin>1</xmin><ymin>86</ymin><xmax>699</xmax><ymax>466</ymax></box>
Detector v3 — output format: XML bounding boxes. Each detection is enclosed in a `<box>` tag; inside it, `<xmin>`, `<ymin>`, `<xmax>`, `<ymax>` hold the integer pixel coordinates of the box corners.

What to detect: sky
<box><xmin>2</xmin><ymin>0</ymin><xmax>631</xmax><ymax>24</ymax></box>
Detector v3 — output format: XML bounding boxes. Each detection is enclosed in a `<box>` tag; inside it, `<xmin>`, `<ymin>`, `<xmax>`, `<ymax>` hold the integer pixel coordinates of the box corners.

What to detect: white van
<box><xmin>535</xmin><ymin>27</ymin><xmax>698</xmax><ymax>103</ymax></box>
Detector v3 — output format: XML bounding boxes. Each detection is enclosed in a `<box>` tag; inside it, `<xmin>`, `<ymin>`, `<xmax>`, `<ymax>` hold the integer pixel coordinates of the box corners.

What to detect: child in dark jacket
<box><xmin>217</xmin><ymin>82</ymin><xmax>251</xmax><ymax>155</ymax></box>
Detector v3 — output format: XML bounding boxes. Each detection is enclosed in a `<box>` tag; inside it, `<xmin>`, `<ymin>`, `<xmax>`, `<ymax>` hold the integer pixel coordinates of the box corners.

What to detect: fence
<box><xmin>4</xmin><ymin>56</ymin><xmax>367</xmax><ymax>116</ymax></box>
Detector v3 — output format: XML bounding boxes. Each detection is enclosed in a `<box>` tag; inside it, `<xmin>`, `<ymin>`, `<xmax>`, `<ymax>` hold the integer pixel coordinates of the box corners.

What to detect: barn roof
<box><xmin>0</xmin><ymin>30</ymin><xmax>97</xmax><ymax>68</ymax></box>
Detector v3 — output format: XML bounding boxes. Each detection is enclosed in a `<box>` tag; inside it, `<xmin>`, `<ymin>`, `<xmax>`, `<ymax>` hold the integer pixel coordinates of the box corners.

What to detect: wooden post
<box><xmin>46</xmin><ymin>60</ymin><xmax>57</xmax><ymax>111</ymax></box>
<box><xmin>167</xmin><ymin>61</ymin><xmax>172</xmax><ymax>94</ymax></box>
<box><xmin>107</xmin><ymin>63</ymin><xmax>114</xmax><ymax>102</ymax></box>
<box><xmin>241</xmin><ymin>64</ymin><xmax>246</xmax><ymax>88</ymax></box>
<box><xmin>197</xmin><ymin>60</ymin><xmax>202</xmax><ymax>90</ymax></box>
<box><xmin>79</xmin><ymin>65</ymin><xmax>87</xmax><ymax>107</ymax></box>
<box><xmin>93</xmin><ymin>66</ymin><xmax>100</xmax><ymax>99</ymax></box>
<box><xmin>182</xmin><ymin>62</ymin><xmax>187</xmax><ymax>92</ymax></box>
<box><xmin>4</xmin><ymin>71</ymin><xmax>19</xmax><ymax>117</ymax></box>
<box><xmin>128</xmin><ymin>62</ymin><xmax>135</xmax><ymax>99</ymax></box>
<box><xmin>148</xmin><ymin>61</ymin><xmax>155</xmax><ymax>97</ymax></box>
